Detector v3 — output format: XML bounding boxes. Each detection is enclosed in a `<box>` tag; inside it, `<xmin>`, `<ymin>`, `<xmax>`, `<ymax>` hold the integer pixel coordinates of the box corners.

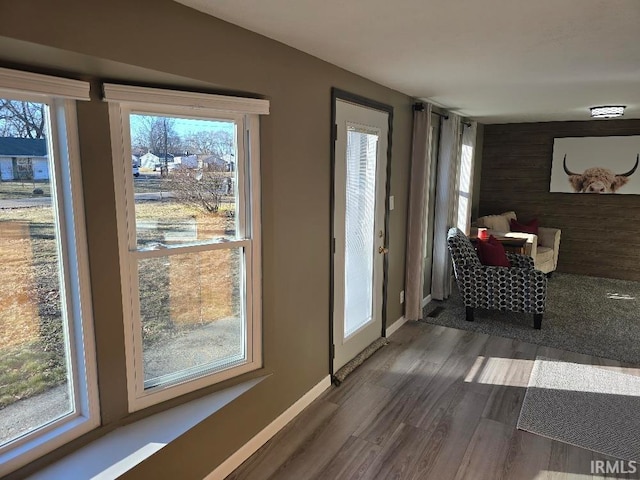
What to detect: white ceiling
<box><xmin>176</xmin><ymin>0</ymin><xmax>640</xmax><ymax>123</ymax></box>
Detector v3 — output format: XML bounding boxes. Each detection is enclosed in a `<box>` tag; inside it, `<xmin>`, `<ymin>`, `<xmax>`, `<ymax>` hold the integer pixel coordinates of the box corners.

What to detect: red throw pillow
<box><xmin>510</xmin><ymin>218</ymin><xmax>539</xmax><ymax>235</ymax></box>
<box><xmin>476</xmin><ymin>235</ymin><xmax>511</xmax><ymax>267</ymax></box>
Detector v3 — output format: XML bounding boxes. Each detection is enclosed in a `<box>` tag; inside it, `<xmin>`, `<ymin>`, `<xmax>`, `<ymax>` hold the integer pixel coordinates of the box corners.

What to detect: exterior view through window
<box><xmin>128</xmin><ymin>113</ymin><xmax>246</xmax><ymax>391</ymax></box>
<box><xmin>0</xmin><ymin>99</ymin><xmax>71</xmax><ymax>445</ymax></box>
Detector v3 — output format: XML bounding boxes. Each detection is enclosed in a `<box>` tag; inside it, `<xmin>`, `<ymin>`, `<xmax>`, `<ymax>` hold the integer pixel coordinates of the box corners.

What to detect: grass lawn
<box><xmin>0</xmin><ymin>197</ymin><xmax>238</xmax><ymax>409</ymax></box>
<box><xmin>0</xmin><ymin>180</ymin><xmax>51</xmax><ymax>200</ymax></box>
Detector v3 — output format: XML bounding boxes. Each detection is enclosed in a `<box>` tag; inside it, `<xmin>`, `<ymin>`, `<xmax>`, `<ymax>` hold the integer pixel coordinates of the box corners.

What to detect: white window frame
<box><xmin>0</xmin><ymin>68</ymin><xmax>99</xmax><ymax>477</ymax></box>
<box><xmin>105</xmin><ymin>84</ymin><xmax>267</xmax><ymax>412</ymax></box>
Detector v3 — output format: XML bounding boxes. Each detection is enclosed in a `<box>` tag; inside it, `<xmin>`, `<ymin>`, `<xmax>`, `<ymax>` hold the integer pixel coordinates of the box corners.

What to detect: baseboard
<box><xmin>385</xmin><ymin>315</ymin><xmax>407</xmax><ymax>337</ymax></box>
<box><xmin>421</xmin><ymin>295</ymin><xmax>432</xmax><ymax>308</ymax></box>
<box><xmin>204</xmin><ymin>375</ymin><xmax>332</xmax><ymax>480</ymax></box>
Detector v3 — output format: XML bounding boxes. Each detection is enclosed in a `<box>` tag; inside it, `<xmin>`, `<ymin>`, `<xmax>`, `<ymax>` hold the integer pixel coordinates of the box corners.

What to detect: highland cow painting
<box><xmin>550</xmin><ymin>136</ymin><xmax>640</xmax><ymax>194</ymax></box>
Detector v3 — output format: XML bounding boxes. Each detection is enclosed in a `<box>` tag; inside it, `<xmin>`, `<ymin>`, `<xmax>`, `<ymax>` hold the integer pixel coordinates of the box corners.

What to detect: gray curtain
<box><xmin>404</xmin><ymin>104</ymin><xmax>432</xmax><ymax>321</ymax></box>
<box><xmin>431</xmin><ymin>113</ymin><xmax>461</xmax><ymax>301</ymax></box>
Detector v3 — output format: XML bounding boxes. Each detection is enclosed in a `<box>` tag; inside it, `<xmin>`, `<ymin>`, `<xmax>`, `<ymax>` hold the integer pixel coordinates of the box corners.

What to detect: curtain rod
<box><xmin>413</xmin><ymin>102</ymin><xmax>472</xmax><ymax>127</ymax></box>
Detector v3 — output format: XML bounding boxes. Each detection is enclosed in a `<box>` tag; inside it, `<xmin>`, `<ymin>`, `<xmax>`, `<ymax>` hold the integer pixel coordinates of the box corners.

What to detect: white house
<box><xmin>0</xmin><ymin>137</ymin><xmax>49</xmax><ymax>181</ymax></box>
<box><xmin>138</xmin><ymin>151</ymin><xmax>160</xmax><ymax>170</ymax></box>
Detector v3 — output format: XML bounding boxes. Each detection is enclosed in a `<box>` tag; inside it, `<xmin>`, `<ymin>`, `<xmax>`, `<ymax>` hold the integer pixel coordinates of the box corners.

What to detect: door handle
<box><xmin>378</xmin><ymin>246</ymin><xmax>389</xmax><ymax>254</ymax></box>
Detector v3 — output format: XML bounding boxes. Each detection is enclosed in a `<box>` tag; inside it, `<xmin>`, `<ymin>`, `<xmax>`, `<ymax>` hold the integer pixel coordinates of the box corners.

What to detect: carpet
<box><xmin>423</xmin><ymin>273</ymin><xmax>640</xmax><ymax>365</ymax></box>
<box><xmin>517</xmin><ymin>357</ymin><xmax>640</xmax><ymax>461</ymax></box>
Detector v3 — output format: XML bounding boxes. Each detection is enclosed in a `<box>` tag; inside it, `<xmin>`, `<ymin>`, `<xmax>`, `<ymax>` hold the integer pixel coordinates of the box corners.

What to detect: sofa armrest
<box><xmin>506</xmin><ymin>253</ymin><xmax>534</xmax><ymax>269</ymax></box>
<box><xmin>484</xmin><ymin>265</ymin><xmax>548</xmax><ymax>289</ymax></box>
<box><xmin>538</xmin><ymin>227</ymin><xmax>561</xmax><ymax>268</ymax></box>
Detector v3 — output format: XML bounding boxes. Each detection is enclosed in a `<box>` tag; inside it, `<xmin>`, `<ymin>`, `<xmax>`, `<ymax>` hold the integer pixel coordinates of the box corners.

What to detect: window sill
<box><xmin>30</xmin><ymin>375</ymin><xmax>268</xmax><ymax>480</ymax></box>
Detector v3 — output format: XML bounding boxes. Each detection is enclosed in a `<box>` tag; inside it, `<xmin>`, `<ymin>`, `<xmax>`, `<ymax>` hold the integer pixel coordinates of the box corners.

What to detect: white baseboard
<box><xmin>385</xmin><ymin>315</ymin><xmax>408</xmax><ymax>337</ymax></box>
<box><xmin>205</xmin><ymin>375</ymin><xmax>332</xmax><ymax>480</ymax></box>
<box><xmin>421</xmin><ymin>295</ymin><xmax>432</xmax><ymax>308</ymax></box>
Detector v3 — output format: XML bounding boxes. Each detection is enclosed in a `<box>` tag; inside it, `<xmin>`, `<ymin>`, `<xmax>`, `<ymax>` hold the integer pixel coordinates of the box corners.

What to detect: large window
<box><xmin>106</xmin><ymin>85</ymin><xmax>267</xmax><ymax>410</ymax></box>
<box><xmin>0</xmin><ymin>69</ymin><xmax>98</xmax><ymax>476</ymax></box>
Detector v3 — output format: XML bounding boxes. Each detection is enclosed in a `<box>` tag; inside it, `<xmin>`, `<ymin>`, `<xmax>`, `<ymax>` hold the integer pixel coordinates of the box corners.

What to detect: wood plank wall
<box><xmin>479</xmin><ymin>119</ymin><xmax>640</xmax><ymax>281</ymax></box>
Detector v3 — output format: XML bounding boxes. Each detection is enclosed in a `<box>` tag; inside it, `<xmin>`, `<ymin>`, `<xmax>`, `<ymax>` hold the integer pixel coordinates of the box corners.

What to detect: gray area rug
<box><xmin>518</xmin><ymin>357</ymin><xmax>640</xmax><ymax>461</ymax></box>
<box><xmin>424</xmin><ymin>273</ymin><xmax>640</xmax><ymax>365</ymax></box>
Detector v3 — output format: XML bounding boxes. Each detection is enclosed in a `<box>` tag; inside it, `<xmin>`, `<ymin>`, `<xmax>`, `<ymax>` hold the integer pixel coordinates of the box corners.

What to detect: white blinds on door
<box><xmin>344</xmin><ymin>127</ymin><xmax>378</xmax><ymax>336</ymax></box>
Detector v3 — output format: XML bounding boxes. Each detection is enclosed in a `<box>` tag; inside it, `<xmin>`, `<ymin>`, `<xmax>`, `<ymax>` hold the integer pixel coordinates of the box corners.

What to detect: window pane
<box><xmin>130</xmin><ymin>114</ymin><xmax>239</xmax><ymax>249</ymax></box>
<box><xmin>138</xmin><ymin>248</ymin><xmax>245</xmax><ymax>388</ymax></box>
<box><xmin>0</xmin><ymin>99</ymin><xmax>73</xmax><ymax>446</ymax></box>
<box><xmin>344</xmin><ymin>127</ymin><xmax>378</xmax><ymax>337</ymax></box>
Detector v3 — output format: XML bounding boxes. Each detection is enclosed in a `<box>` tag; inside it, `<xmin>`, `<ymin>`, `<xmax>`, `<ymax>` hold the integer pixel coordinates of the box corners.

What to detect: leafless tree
<box><xmin>186</xmin><ymin>130</ymin><xmax>234</xmax><ymax>158</ymax></box>
<box><xmin>167</xmin><ymin>165</ymin><xmax>230</xmax><ymax>213</ymax></box>
<box><xmin>131</xmin><ymin>115</ymin><xmax>184</xmax><ymax>155</ymax></box>
<box><xmin>0</xmin><ymin>100</ymin><xmax>46</xmax><ymax>138</ymax></box>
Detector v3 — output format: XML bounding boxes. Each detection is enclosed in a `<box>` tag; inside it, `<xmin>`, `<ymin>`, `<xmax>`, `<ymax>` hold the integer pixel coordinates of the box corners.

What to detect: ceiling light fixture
<box><xmin>590</xmin><ymin>105</ymin><xmax>625</xmax><ymax>119</ymax></box>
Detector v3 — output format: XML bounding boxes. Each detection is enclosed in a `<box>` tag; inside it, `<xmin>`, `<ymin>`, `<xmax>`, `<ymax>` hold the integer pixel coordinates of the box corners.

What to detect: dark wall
<box><xmin>480</xmin><ymin>119</ymin><xmax>640</xmax><ymax>281</ymax></box>
<box><xmin>0</xmin><ymin>1</ymin><xmax>413</xmax><ymax>478</ymax></box>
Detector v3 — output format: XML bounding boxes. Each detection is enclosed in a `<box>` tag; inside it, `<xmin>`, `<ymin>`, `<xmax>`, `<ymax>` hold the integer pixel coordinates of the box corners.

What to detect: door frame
<box><xmin>329</xmin><ymin>88</ymin><xmax>394</xmax><ymax>377</ymax></box>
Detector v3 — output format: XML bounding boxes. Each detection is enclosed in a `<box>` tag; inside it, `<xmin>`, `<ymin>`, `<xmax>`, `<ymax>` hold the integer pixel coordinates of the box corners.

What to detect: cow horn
<box><xmin>618</xmin><ymin>154</ymin><xmax>640</xmax><ymax>177</ymax></box>
<box><xmin>563</xmin><ymin>154</ymin><xmax>578</xmax><ymax>176</ymax></box>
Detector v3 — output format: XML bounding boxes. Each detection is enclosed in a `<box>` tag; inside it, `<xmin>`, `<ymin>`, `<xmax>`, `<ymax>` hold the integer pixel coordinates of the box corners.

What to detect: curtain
<box><xmin>431</xmin><ymin>113</ymin><xmax>461</xmax><ymax>301</ymax></box>
<box><xmin>456</xmin><ymin>121</ymin><xmax>478</xmax><ymax>234</ymax></box>
<box><xmin>404</xmin><ymin>104</ymin><xmax>432</xmax><ymax>321</ymax></box>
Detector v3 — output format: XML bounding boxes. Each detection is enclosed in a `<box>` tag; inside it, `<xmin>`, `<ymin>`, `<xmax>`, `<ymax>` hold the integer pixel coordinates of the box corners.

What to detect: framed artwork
<box><xmin>550</xmin><ymin>136</ymin><xmax>640</xmax><ymax>194</ymax></box>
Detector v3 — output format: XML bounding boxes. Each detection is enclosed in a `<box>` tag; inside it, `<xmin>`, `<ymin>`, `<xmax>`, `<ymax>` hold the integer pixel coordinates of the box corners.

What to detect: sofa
<box><xmin>476</xmin><ymin>211</ymin><xmax>561</xmax><ymax>275</ymax></box>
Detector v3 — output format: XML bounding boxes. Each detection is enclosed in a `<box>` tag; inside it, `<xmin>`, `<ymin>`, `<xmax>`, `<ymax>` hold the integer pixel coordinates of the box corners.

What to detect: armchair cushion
<box><xmin>477</xmin><ymin>236</ymin><xmax>511</xmax><ymax>267</ymax></box>
<box><xmin>510</xmin><ymin>218</ymin><xmax>539</xmax><ymax>235</ymax></box>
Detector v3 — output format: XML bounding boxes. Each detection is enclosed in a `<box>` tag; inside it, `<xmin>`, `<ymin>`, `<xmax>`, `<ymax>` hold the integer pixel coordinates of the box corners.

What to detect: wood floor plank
<box><xmin>547</xmin><ymin>440</ymin><xmax>599</xmax><ymax>480</ymax></box>
<box><xmin>312</xmin><ymin>436</ymin><xmax>381</xmax><ymax>480</ymax></box>
<box><xmin>359</xmin><ymin>423</ymin><xmax>433</xmax><ymax>480</ymax></box>
<box><xmin>372</xmin><ymin>324</ymin><xmax>466</xmax><ymax>391</ymax></box>
<box><xmin>480</xmin><ymin>347</ymin><xmax>538</xmax><ymax>426</ymax></box>
<box><xmin>228</xmin><ymin>399</ymin><xmax>340</xmax><ymax>480</ymax></box>
<box><xmin>266</xmin><ymin>382</ymin><xmax>390</xmax><ymax>480</ymax></box>
<box><xmin>324</xmin><ymin>322</ymin><xmax>430</xmax><ymax>405</ymax></box>
<box><xmin>405</xmin><ymin>346</ymin><xmax>489</xmax><ymax>430</ymax></box>
<box><xmin>353</xmin><ymin>360</ymin><xmax>441</xmax><ymax>446</ymax></box>
<box><xmin>453</xmin><ymin>418</ymin><xmax>514</xmax><ymax>480</ymax></box>
<box><xmin>410</xmin><ymin>388</ymin><xmax>490</xmax><ymax>480</ymax></box>
<box><xmin>501</xmin><ymin>429</ymin><xmax>553</xmax><ymax>480</ymax></box>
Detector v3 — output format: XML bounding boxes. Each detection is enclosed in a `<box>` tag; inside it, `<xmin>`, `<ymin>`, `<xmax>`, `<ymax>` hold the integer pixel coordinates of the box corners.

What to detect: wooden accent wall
<box><xmin>479</xmin><ymin>119</ymin><xmax>640</xmax><ymax>281</ymax></box>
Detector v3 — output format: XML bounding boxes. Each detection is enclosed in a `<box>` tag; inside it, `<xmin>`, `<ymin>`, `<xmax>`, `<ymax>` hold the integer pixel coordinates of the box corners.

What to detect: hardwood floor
<box><xmin>229</xmin><ymin>322</ymin><xmax>640</xmax><ymax>480</ymax></box>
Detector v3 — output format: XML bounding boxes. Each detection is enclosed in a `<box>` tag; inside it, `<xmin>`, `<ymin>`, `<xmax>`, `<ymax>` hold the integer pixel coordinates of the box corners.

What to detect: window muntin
<box><xmin>0</xmin><ymin>80</ymin><xmax>98</xmax><ymax>477</ymax></box>
<box><xmin>107</xmin><ymin>93</ymin><xmax>264</xmax><ymax>411</ymax></box>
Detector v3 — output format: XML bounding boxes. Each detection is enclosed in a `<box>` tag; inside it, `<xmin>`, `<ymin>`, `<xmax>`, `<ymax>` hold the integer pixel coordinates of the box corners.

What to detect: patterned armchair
<box><xmin>446</xmin><ymin>228</ymin><xmax>548</xmax><ymax>329</ymax></box>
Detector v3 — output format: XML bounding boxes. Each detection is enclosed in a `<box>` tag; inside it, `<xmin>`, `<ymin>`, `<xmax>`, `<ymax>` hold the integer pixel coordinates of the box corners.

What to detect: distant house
<box><xmin>173</xmin><ymin>154</ymin><xmax>198</xmax><ymax>168</ymax></box>
<box><xmin>202</xmin><ymin>155</ymin><xmax>232</xmax><ymax>171</ymax></box>
<box><xmin>138</xmin><ymin>152</ymin><xmax>159</xmax><ymax>170</ymax></box>
<box><xmin>0</xmin><ymin>137</ymin><xmax>49</xmax><ymax>181</ymax></box>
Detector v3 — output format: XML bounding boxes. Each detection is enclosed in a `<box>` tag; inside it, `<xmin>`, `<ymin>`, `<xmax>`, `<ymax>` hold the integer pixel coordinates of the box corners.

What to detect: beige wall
<box><xmin>0</xmin><ymin>1</ymin><xmax>413</xmax><ymax>478</ymax></box>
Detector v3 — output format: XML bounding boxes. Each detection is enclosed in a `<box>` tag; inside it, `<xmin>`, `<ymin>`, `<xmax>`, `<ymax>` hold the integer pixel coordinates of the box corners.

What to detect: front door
<box><xmin>332</xmin><ymin>98</ymin><xmax>389</xmax><ymax>372</ymax></box>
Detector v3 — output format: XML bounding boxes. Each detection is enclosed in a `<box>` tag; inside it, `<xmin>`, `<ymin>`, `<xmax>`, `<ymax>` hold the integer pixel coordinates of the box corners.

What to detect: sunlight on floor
<box><xmin>606</xmin><ymin>292</ymin><xmax>635</xmax><ymax>300</ymax></box>
<box><xmin>464</xmin><ymin>356</ymin><xmax>534</xmax><ymax>387</ymax></box>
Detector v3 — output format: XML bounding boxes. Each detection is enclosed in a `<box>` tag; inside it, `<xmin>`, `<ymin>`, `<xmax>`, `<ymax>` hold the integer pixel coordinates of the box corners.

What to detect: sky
<box><xmin>130</xmin><ymin>114</ymin><xmax>235</xmax><ymax>138</ymax></box>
